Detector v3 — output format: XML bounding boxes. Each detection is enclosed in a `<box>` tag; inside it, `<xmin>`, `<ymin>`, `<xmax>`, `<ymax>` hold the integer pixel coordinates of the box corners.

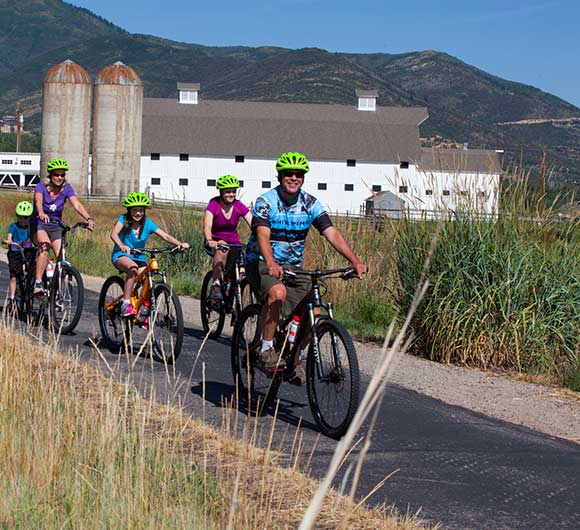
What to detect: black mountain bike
<box><xmin>33</xmin><ymin>218</ymin><xmax>89</xmax><ymax>334</ymax></box>
<box><xmin>2</xmin><ymin>241</ymin><xmax>38</xmax><ymax>319</ymax></box>
<box><xmin>200</xmin><ymin>243</ymin><xmax>255</xmax><ymax>339</ymax></box>
<box><xmin>231</xmin><ymin>267</ymin><xmax>360</xmax><ymax>439</ymax></box>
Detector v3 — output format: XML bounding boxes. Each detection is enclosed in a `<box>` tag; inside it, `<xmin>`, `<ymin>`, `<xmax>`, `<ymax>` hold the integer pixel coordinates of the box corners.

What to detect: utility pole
<box><xmin>15</xmin><ymin>102</ymin><xmax>22</xmax><ymax>153</ymax></box>
<box><xmin>539</xmin><ymin>151</ymin><xmax>546</xmax><ymax>216</ymax></box>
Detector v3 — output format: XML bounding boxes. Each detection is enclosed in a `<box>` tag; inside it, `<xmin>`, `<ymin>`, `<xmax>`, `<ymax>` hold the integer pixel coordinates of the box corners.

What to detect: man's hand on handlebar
<box><xmin>266</xmin><ymin>261</ymin><xmax>284</xmax><ymax>279</ymax></box>
<box><xmin>178</xmin><ymin>242</ymin><xmax>190</xmax><ymax>251</ymax></box>
<box><xmin>351</xmin><ymin>260</ymin><xmax>367</xmax><ymax>279</ymax></box>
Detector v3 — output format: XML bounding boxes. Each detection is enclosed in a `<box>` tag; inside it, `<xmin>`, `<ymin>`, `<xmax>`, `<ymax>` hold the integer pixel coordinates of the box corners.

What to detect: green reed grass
<box><xmin>394</xmin><ymin>174</ymin><xmax>580</xmax><ymax>386</ymax></box>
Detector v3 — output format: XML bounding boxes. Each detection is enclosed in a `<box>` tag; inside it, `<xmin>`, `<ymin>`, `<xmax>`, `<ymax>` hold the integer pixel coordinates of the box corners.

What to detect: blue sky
<box><xmin>70</xmin><ymin>0</ymin><xmax>580</xmax><ymax>107</ymax></box>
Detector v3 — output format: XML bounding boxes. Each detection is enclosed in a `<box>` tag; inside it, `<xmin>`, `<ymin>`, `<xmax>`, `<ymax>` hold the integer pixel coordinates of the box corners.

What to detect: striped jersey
<box><xmin>246</xmin><ymin>186</ymin><xmax>333</xmax><ymax>266</ymax></box>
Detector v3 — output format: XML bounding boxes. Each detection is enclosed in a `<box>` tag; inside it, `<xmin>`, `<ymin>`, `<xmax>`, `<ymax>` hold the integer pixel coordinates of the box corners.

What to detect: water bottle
<box><xmin>137</xmin><ymin>299</ymin><xmax>150</xmax><ymax>323</ymax></box>
<box><xmin>288</xmin><ymin>316</ymin><xmax>300</xmax><ymax>343</ymax></box>
<box><xmin>46</xmin><ymin>260</ymin><xmax>54</xmax><ymax>279</ymax></box>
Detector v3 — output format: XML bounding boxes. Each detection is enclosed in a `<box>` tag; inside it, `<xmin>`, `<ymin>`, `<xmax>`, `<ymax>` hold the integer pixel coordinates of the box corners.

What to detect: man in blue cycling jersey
<box><xmin>246</xmin><ymin>152</ymin><xmax>367</xmax><ymax>383</ymax></box>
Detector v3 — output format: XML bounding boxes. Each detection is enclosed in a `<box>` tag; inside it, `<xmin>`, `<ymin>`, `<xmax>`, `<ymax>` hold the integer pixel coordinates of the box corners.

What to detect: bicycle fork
<box><xmin>308</xmin><ymin>302</ymin><xmax>344</xmax><ymax>382</ymax></box>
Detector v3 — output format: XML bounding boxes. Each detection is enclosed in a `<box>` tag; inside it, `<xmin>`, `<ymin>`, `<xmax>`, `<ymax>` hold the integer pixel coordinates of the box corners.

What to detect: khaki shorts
<box><xmin>246</xmin><ymin>261</ymin><xmax>312</xmax><ymax>318</ymax></box>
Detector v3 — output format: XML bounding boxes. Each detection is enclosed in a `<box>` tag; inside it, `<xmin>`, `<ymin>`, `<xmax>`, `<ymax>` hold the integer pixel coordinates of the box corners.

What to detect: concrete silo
<box><xmin>41</xmin><ymin>59</ymin><xmax>92</xmax><ymax>194</ymax></box>
<box><xmin>91</xmin><ymin>61</ymin><xmax>143</xmax><ymax>196</ymax></box>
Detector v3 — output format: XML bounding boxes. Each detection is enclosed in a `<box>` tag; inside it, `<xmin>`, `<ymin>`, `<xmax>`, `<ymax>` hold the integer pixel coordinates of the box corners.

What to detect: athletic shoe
<box><xmin>33</xmin><ymin>281</ymin><xmax>45</xmax><ymax>297</ymax></box>
<box><xmin>260</xmin><ymin>346</ymin><xmax>286</xmax><ymax>370</ymax></box>
<box><xmin>121</xmin><ymin>301</ymin><xmax>135</xmax><ymax>318</ymax></box>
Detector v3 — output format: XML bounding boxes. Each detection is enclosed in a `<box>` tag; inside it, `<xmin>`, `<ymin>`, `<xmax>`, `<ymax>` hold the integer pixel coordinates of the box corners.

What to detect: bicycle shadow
<box><xmin>190</xmin><ymin>380</ymin><xmax>319</xmax><ymax>433</ymax></box>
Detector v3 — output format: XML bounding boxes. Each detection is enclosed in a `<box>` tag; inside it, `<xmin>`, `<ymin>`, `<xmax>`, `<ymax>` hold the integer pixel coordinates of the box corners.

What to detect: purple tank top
<box><xmin>206</xmin><ymin>198</ymin><xmax>249</xmax><ymax>245</ymax></box>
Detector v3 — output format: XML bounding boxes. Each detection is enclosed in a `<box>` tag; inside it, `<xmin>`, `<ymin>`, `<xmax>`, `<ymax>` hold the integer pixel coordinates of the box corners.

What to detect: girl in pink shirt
<box><xmin>202</xmin><ymin>175</ymin><xmax>252</xmax><ymax>300</ymax></box>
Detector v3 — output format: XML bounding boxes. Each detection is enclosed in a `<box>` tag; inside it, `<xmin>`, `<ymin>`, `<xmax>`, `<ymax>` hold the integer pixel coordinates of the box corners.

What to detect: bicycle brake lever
<box><xmin>341</xmin><ymin>268</ymin><xmax>357</xmax><ymax>280</ymax></box>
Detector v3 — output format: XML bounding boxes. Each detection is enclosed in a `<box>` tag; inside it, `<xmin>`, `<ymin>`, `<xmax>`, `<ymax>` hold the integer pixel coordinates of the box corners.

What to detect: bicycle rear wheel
<box><xmin>306</xmin><ymin>319</ymin><xmax>360</xmax><ymax>439</ymax></box>
<box><xmin>49</xmin><ymin>264</ymin><xmax>84</xmax><ymax>335</ymax></box>
<box><xmin>25</xmin><ymin>276</ymin><xmax>47</xmax><ymax>327</ymax></box>
<box><xmin>231</xmin><ymin>304</ymin><xmax>281</xmax><ymax>416</ymax></box>
<box><xmin>150</xmin><ymin>283</ymin><xmax>184</xmax><ymax>364</ymax></box>
<box><xmin>98</xmin><ymin>275</ymin><xmax>126</xmax><ymax>351</ymax></box>
<box><xmin>200</xmin><ymin>270</ymin><xmax>225</xmax><ymax>339</ymax></box>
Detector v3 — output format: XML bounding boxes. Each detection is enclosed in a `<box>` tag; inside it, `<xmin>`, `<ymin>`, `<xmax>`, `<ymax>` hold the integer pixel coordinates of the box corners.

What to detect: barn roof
<box><xmin>141</xmin><ymin>98</ymin><xmax>428</xmax><ymax>163</ymax></box>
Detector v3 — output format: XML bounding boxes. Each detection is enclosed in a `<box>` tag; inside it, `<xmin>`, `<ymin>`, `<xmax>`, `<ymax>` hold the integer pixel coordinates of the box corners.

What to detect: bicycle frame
<box><xmin>104</xmin><ymin>248</ymin><xmax>170</xmax><ymax>322</ymax></box>
<box><xmin>277</xmin><ymin>269</ymin><xmax>352</xmax><ymax>381</ymax></box>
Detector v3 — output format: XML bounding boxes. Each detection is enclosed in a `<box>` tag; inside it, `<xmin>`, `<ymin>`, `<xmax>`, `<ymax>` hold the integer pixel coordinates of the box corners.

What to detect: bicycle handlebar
<box><xmin>217</xmin><ymin>242</ymin><xmax>247</xmax><ymax>252</ymax></box>
<box><xmin>47</xmin><ymin>217</ymin><xmax>90</xmax><ymax>233</ymax></box>
<box><xmin>283</xmin><ymin>266</ymin><xmax>357</xmax><ymax>281</ymax></box>
<box><xmin>131</xmin><ymin>245</ymin><xmax>187</xmax><ymax>257</ymax></box>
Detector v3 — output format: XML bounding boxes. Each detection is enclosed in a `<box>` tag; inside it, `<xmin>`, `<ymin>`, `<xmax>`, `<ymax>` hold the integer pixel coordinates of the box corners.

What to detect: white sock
<box><xmin>261</xmin><ymin>339</ymin><xmax>274</xmax><ymax>352</ymax></box>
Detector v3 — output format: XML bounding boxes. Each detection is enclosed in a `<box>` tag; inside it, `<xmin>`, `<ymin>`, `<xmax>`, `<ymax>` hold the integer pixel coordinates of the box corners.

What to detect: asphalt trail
<box><xmin>2</xmin><ymin>264</ymin><xmax>579</xmax><ymax>530</ymax></box>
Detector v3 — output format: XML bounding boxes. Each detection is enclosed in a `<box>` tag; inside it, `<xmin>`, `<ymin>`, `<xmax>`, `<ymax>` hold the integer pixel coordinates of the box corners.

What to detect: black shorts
<box><xmin>7</xmin><ymin>249</ymin><xmax>36</xmax><ymax>278</ymax></box>
<box><xmin>204</xmin><ymin>241</ymin><xmax>243</xmax><ymax>277</ymax></box>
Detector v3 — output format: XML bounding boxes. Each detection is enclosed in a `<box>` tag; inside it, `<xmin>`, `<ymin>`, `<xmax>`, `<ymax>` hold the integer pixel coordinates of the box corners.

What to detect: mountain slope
<box><xmin>1</xmin><ymin>0</ymin><xmax>579</xmax><ymax>177</ymax></box>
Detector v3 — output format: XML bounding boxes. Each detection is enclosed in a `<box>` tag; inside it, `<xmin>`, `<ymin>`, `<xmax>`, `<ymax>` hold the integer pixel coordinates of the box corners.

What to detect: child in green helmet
<box><xmin>111</xmin><ymin>192</ymin><xmax>190</xmax><ymax>317</ymax></box>
<box><xmin>4</xmin><ymin>201</ymin><xmax>36</xmax><ymax>307</ymax></box>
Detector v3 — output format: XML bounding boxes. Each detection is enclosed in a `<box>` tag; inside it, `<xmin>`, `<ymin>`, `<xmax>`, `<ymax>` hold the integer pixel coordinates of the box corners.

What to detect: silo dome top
<box><xmin>44</xmin><ymin>60</ymin><xmax>91</xmax><ymax>84</ymax></box>
<box><xmin>96</xmin><ymin>62</ymin><xmax>142</xmax><ymax>86</ymax></box>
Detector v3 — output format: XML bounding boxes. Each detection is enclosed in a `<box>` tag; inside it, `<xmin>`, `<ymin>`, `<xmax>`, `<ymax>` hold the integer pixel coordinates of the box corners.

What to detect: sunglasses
<box><xmin>282</xmin><ymin>171</ymin><xmax>305</xmax><ymax>179</ymax></box>
<box><xmin>51</xmin><ymin>172</ymin><xmax>66</xmax><ymax>178</ymax></box>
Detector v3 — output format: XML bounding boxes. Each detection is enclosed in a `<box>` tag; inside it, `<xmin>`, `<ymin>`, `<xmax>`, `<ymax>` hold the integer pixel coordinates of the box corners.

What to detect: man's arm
<box><xmin>321</xmin><ymin>226</ymin><xmax>367</xmax><ymax>278</ymax></box>
<box><xmin>256</xmin><ymin>225</ymin><xmax>283</xmax><ymax>278</ymax></box>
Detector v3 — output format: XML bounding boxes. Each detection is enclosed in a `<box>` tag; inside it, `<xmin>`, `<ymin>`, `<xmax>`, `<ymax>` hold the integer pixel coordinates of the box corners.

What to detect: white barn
<box><xmin>139</xmin><ymin>85</ymin><xmax>502</xmax><ymax>215</ymax></box>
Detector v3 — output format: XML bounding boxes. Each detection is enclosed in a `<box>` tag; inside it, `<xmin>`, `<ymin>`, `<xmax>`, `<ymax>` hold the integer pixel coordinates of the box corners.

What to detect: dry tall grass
<box><xmin>0</xmin><ymin>320</ymin><xmax>428</xmax><ymax>529</ymax></box>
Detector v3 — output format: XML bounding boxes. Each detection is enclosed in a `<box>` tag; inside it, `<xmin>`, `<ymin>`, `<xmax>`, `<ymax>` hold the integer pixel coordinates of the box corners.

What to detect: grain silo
<box><xmin>41</xmin><ymin>59</ymin><xmax>92</xmax><ymax>194</ymax></box>
<box><xmin>91</xmin><ymin>61</ymin><xmax>143</xmax><ymax>196</ymax></box>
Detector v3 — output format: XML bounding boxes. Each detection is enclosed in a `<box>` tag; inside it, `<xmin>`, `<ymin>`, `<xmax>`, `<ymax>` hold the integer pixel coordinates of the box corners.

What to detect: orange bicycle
<box><xmin>98</xmin><ymin>246</ymin><xmax>185</xmax><ymax>364</ymax></box>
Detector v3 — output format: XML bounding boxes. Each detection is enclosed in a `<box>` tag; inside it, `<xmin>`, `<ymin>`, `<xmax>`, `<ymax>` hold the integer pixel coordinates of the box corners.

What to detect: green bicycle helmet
<box><xmin>123</xmin><ymin>192</ymin><xmax>151</xmax><ymax>208</ymax></box>
<box><xmin>276</xmin><ymin>152</ymin><xmax>309</xmax><ymax>173</ymax></box>
<box><xmin>216</xmin><ymin>174</ymin><xmax>240</xmax><ymax>190</ymax></box>
<box><xmin>47</xmin><ymin>157</ymin><xmax>69</xmax><ymax>173</ymax></box>
<box><xmin>15</xmin><ymin>201</ymin><xmax>33</xmax><ymax>217</ymax></box>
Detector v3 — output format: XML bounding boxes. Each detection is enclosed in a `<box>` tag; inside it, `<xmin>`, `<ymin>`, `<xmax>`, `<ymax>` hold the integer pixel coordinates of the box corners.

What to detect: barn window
<box><xmin>372</xmin><ymin>185</ymin><xmax>381</xmax><ymax>192</ymax></box>
<box><xmin>238</xmin><ymin>180</ymin><xmax>244</xmax><ymax>187</ymax></box>
<box><xmin>207</xmin><ymin>179</ymin><xmax>216</xmax><ymax>187</ymax></box>
<box><xmin>399</xmin><ymin>185</ymin><xmax>408</xmax><ymax>193</ymax></box>
<box><xmin>20</xmin><ymin>160</ymin><xmax>32</xmax><ymax>165</ymax></box>
<box><xmin>179</xmin><ymin>154</ymin><xmax>189</xmax><ymax>161</ymax></box>
<box><xmin>179</xmin><ymin>178</ymin><xmax>188</xmax><ymax>186</ymax></box>
<box><xmin>2</xmin><ymin>159</ymin><xmax>13</xmax><ymax>165</ymax></box>
<box><xmin>346</xmin><ymin>159</ymin><xmax>356</xmax><ymax>167</ymax></box>
<box><xmin>151</xmin><ymin>177</ymin><xmax>161</xmax><ymax>185</ymax></box>
<box><xmin>235</xmin><ymin>155</ymin><xmax>245</xmax><ymax>163</ymax></box>
<box><xmin>262</xmin><ymin>181</ymin><xmax>271</xmax><ymax>188</ymax></box>
<box><xmin>425</xmin><ymin>189</ymin><xmax>433</xmax><ymax>196</ymax></box>
<box><xmin>345</xmin><ymin>184</ymin><xmax>354</xmax><ymax>191</ymax></box>
<box><xmin>150</xmin><ymin>153</ymin><xmax>160</xmax><ymax>160</ymax></box>
<box><xmin>399</xmin><ymin>161</ymin><xmax>410</xmax><ymax>169</ymax></box>
<box><xmin>318</xmin><ymin>183</ymin><xmax>327</xmax><ymax>190</ymax></box>
<box><xmin>443</xmin><ymin>190</ymin><xmax>450</xmax><ymax>196</ymax></box>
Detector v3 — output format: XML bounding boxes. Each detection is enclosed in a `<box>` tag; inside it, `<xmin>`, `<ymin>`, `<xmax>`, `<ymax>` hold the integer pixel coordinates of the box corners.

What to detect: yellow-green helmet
<box><xmin>123</xmin><ymin>192</ymin><xmax>151</xmax><ymax>208</ymax></box>
<box><xmin>47</xmin><ymin>157</ymin><xmax>69</xmax><ymax>173</ymax></box>
<box><xmin>15</xmin><ymin>201</ymin><xmax>33</xmax><ymax>217</ymax></box>
<box><xmin>216</xmin><ymin>174</ymin><xmax>240</xmax><ymax>190</ymax></box>
<box><xmin>276</xmin><ymin>152</ymin><xmax>309</xmax><ymax>173</ymax></box>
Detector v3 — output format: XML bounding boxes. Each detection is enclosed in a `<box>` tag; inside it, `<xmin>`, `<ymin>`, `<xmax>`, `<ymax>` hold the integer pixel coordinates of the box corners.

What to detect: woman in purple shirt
<box><xmin>30</xmin><ymin>157</ymin><xmax>94</xmax><ymax>295</ymax></box>
<box><xmin>202</xmin><ymin>175</ymin><xmax>251</xmax><ymax>300</ymax></box>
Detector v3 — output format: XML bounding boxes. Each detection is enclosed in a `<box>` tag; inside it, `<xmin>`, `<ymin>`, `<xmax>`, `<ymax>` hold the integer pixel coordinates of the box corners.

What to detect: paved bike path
<box><xmin>1</xmin><ymin>264</ymin><xmax>579</xmax><ymax>530</ymax></box>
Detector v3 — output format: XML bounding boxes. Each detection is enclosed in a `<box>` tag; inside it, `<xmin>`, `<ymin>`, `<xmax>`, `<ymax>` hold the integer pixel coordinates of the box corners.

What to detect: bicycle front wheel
<box><xmin>306</xmin><ymin>319</ymin><xmax>360</xmax><ymax>439</ymax></box>
<box><xmin>98</xmin><ymin>275</ymin><xmax>126</xmax><ymax>351</ymax></box>
<box><xmin>48</xmin><ymin>264</ymin><xmax>84</xmax><ymax>335</ymax></box>
<box><xmin>150</xmin><ymin>283</ymin><xmax>184</xmax><ymax>364</ymax></box>
<box><xmin>200</xmin><ymin>271</ymin><xmax>225</xmax><ymax>339</ymax></box>
<box><xmin>231</xmin><ymin>304</ymin><xmax>281</xmax><ymax>416</ymax></box>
